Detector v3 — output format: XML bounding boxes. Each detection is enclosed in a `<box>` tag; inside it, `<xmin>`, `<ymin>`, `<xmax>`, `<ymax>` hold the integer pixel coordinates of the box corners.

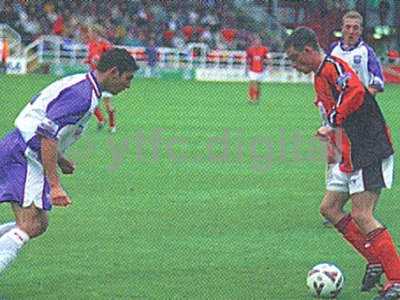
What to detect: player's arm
<box><xmin>324</xmin><ymin>63</ymin><xmax>365</xmax><ymax>127</ymax></box>
<box><xmin>246</xmin><ymin>50</ymin><xmax>251</xmax><ymax>72</ymax></box>
<box><xmin>36</xmin><ymin>90</ymin><xmax>89</xmax><ymax>206</ymax></box>
<box><xmin>40</xmin><ymin>136</ymin><xmax>71</xmax><ymax>206</ymax></box>
<box><xmin>57</xmin><ymin>152</ymin><xmax>75</xmax><ymax>174</ymax></box>
<box><xmin>264</xmin><ymin>50</ymin><xmax>271</xmax><ymax>67</ymax></box>
<box><xmin>366</xmin><ymin>46</ymin><xmax>384</xmax><ymax>95</ymax></box>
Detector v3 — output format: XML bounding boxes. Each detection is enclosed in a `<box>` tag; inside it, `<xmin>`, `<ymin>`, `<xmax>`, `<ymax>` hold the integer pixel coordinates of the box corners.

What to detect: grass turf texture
<box><xmin>0</xmin><ymin>74</ymin><xmax>400</xmax><ymax>299</ymax></box>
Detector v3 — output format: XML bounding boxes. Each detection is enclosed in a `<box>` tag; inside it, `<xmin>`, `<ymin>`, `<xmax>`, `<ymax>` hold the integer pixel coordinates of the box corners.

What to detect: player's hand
<box><xmin>367</xmin><ymin>86</ymin><xmax>379</xmax><ymax>96</ymax></box>
<box><xmin>50</xmin><ymin>185</ymin><xmax>72</xmax><ymax>207</ymax></box>
<box><xmin>315</xmin><ymin>126</ymin><xmax>333</xmax><ymax>142</ymax></box>
<box><xmin>58</xmin><ymin>157</ymin><xmax>75</xmax><ymax>174</ymax></box>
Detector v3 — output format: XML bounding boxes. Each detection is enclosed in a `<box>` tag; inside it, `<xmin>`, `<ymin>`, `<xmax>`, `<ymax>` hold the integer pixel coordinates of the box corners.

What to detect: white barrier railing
<box><xmin>21</xmin><ymin>36</ymin><xmax>292</xmax><ymax>70</ymax></box>
<box><xmin>16</xmin><ymin>35</ymin><xmax>400</xmax><ymax>82</ymax></box>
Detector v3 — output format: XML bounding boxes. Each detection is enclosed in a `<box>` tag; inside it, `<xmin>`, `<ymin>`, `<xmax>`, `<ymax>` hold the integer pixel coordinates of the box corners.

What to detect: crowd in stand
<box><xmin>1</xmin><ymin>0</ymin><xmax>398</xmax><ymax>57</ymax></box>
<box><xmin>0</xmin><ymin>0</ymin><xmax>262</xmax><ymax>51</ymax></box>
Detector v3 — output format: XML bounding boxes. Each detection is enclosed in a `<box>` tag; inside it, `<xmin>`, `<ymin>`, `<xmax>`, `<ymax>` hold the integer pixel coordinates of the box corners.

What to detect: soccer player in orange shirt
<box><xmin>285</xmin><ymin>27</ymin><xmax>400</xmax><ymax>299</ymax></box>
<box><xmin>246</xmin><ymin>37</ymin><xmax>269</xmax><ymax>104</ymax></box>
<box><xmin>84</xmin><ymin>26</ymin><xmax>117</xmax><ymax>133</ymax></box>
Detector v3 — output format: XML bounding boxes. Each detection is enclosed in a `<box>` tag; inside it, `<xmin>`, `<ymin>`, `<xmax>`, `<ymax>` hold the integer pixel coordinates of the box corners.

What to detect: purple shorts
<box><xmin>0</xmin><ymin>129</ymin><xmax>51</xmax><ymax>211</ymax></box>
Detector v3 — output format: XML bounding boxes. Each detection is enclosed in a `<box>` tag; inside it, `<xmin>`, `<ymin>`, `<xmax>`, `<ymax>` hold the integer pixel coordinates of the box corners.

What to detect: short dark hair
<box><xmin>97</xmin><ymin>48</ymin><xmax>139</xmax><ymax>74</ymax></box>
<box><xmin>284</xmin><ymin>27</ymin><xmax>320</xmax><ymax>52</ymax></box>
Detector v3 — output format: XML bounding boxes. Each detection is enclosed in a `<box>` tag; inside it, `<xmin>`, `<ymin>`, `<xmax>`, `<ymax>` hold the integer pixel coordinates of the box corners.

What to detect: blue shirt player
<box><xmin>328</xmin><ymin>11</ymin><xmax>384</xmax><ymax>96</ymax></box>
<box><xmin>0</xmin><ymin>48</ymin><xmax>138</xmax><ymax>274</ymax></box>
<box><xmin>145</xmin><ymin>39</ymin><xmax>158</xmax><ymax>77</ymax></box>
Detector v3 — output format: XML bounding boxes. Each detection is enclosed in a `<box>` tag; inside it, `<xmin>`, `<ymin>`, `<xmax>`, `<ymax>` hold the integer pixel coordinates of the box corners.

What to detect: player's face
<box><xmin>252</xmin><ymin>38</ymin><xmax>261</xmax><ymax>47</ymax></box>
<box><xmin>286</xmin><ymin>46</ymin><xmax>314</xmax><ymax>74</ymax></box>
<box><xmin>104</xmin><ymin>69</ymin><xmax>134</xmax><ymax>95</ymax></box>
<box><xmin>342</xmin><ymin>18</ymin><xmax>362</xmax><ymax>46</ymax></box>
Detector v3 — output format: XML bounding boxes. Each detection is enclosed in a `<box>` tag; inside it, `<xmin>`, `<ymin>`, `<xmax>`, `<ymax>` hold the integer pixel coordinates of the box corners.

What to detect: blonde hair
<box><xmin>343</xmin><ymin>11</ymin><xmax>363</xmax><ymax>25</ymax></box>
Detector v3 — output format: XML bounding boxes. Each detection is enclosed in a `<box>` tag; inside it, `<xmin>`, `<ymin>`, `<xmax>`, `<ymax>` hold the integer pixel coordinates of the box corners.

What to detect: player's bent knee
<box><xmin>319</xmin><ymin>203</ymin><xmax>329</xmax><ymax>218</ymax></box>
<box><xmin>18</xmin><ymin>218</ymin><xmax>48</xmax><ymax>238</ymax></box>
<box><xmin>320</xmin><ymin>202</ymin><xmax>342</xmax><ymax>220</ymax></box>
<box><xmin>351</xmin><ymin>211</ymin><xmax>371</xmax><ymax>228</ymax></box>
<box><xmin>320</xmin><ymin>202</ymin><xmax>334</xmax><ymax>218</ymax></box>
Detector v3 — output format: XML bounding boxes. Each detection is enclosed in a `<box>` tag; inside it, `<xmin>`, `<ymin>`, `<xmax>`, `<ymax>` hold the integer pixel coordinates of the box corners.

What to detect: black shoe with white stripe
<box><xmin>361</xmin><ymin>264</ymin><xmax>384</xmax><ymax>292</ymax></box>
<box><xmin>373</xmin><ymin>283</ymin><xmax>400</xmax><ymax>300</ymax></box>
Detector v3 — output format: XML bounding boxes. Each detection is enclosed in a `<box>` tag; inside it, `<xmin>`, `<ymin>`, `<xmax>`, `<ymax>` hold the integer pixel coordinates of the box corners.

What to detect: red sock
<box><xmin>335</xmin><ymin>214</ymin><xmax>380</xmax><ymax>264</ymax></box>
<box><xmin>94</xmin><ymin>107</ymin><xmax>105</xmax><ymax>123</ymax></box>
<box><xmin>108</xmin><ymin>110</ymin><xmax>116</xmax><ymax>128</ymax></box>
<box><xmin>366</xmin><ymin>228</ymin><xmax>400</xmax><ymax>281</ymax></box>
<box><xmin>255</xmin><ymin>86</ymin><xmax>261</xmax><ymax>100</ymax></box>
<box><xmin>249</xmin><ymin>85</ymin><xmax>256</xmax><ymax>101</ymax></box>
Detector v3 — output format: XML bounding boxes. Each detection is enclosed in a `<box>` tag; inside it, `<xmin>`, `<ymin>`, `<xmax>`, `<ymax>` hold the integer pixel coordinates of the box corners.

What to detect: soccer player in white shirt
<box><xmin>329</xmin><ymin>11</ymin><xmax>384</xmax><ymax>95</ymax></box>
<box><xmin>323</xmin><ymin>11</ymin><xmax>386</xmax><ymax>228</ymax></box>
<box><xmin>0</xmin><ymin>48</ymin><xmax>138</xmax><ymax>275</ymax></box>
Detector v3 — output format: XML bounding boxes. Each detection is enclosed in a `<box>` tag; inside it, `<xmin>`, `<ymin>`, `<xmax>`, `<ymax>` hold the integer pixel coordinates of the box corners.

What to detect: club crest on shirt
<box><xmin>353</xmin><ymin>55</ymin><xmax>362</xmax><ymax>64</ymax></box>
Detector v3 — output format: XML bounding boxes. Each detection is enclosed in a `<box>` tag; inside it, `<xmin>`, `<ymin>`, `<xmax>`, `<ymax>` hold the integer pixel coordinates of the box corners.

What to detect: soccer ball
<box><xmin>306</xmin><ymin>263</ymin><xmax>344</xmax><ymax>298</ymax></box>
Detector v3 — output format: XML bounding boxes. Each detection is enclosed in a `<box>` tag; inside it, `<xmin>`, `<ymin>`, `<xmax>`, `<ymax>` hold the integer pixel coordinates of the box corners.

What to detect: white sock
<box><xmin>0</xmin><ymin>222</ymin><xmax>16</xmax><ymax>237</ymax></box>
<box><xmin>0</xmin><ymin>227</ymin><xmax>29</xmax><ymax>273</ymax></box>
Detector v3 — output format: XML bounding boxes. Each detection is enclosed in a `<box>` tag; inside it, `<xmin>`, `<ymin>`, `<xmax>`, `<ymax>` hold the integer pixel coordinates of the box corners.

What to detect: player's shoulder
<box><xmin>359</xmin><ymin>41</ymin><xmax>378</xmax><ymax>56</ymax></box>
<box><xmin>322</xmin><ymin>56</ymin><xmax>351</xmax><ymax>76</ymax></box>
<box><xmin>328</xmin><ymin>40</ymin><xmax>340</xmax><ymax>54</ymax></box>
<box><xmin>54</xmin><ymin>73</ymin><xmax>94</xmax><ymax>99</ymax></box>
<box><xmin>32</xmin><ymin>73</ymin><xmax>93</xmax><ymax>115</ymax></box>
<box><xmin>40</xmin><ymin>73</ymin><xmax>85</xmax><ymax>93</ymax></box>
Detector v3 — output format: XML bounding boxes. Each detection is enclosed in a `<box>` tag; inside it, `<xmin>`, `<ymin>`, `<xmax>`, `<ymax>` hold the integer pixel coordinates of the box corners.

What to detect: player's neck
<box><xmin>312</xmin><ymin>52</ymin><xmax>326</xmax><ymax>73</ymax></box>
<box><xmin>342</xmin><ymin>38</ymin><xmax>360</xmax><ymax>49</ymax></box>
<box><xmin>93</xmin><ymin>70</ymin><xmax>105</xmax><ymax>88</ymax></box>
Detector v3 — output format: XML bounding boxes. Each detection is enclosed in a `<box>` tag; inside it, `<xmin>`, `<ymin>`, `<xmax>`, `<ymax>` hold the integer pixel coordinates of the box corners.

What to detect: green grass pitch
<box><xmin>0</xmin><ymin>74</ymin><xmax>400</xmax><ymax>299</ymax></box>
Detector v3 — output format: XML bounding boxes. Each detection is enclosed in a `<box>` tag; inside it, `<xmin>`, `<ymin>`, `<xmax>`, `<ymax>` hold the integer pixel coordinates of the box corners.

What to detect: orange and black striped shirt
<box><xmin>314</xmin><ymin>55</ymin><xmax>393</xmax><ymax>172</ymax></box>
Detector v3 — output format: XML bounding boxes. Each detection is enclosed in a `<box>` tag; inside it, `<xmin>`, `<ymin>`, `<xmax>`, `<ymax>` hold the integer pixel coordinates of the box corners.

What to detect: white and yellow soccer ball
<box><xmin>306</xmin><ymin>263</ymin><xmax>344</xmax><ymax>299</ymax></box>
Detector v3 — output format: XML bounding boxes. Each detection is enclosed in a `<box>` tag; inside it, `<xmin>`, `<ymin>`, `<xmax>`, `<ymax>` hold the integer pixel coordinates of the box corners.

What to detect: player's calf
<box><xmin>0</xmin><ymin>227</ymin><xmax>29</xmax><ymax>274</ymax></box>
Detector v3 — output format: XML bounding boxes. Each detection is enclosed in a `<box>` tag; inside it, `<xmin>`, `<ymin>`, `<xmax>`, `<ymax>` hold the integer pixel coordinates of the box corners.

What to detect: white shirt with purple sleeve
<box><xmin>328</xmin><ymin>39</ymin><xmax>384</xmax><ymax>92</ymax></box>
<box><xmin>15</xmin><ymin>72</ymin><xmax>102</xmax><ymax>159</ymax></box>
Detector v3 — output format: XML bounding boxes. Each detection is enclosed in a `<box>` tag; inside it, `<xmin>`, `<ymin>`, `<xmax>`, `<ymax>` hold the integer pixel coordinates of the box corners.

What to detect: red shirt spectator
<box><xmin>181</xmin><ymin>25</ymin><xmax>193</xmax><ymax>41</ymax></box>
<box><xmin>221</xmin><ymin>28</ymin><xmax>237</xmax><ymax>43</ymax></box>
<box><xmin>53</xmin><ymin>15</ymin><xmax>64</xmax><ymax>35</ymax></box>
<box><xmin>163</xmin><ymin>30</ymin><xmax>175</xmax><ymax>42</ymax></box>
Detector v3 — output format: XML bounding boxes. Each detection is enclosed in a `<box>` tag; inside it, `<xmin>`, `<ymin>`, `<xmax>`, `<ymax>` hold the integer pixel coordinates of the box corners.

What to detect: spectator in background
<box><xmin>220</xmin><ymin>27</ymin><xmax>238</xmax><ymax>50</ymax></box>
<box><xmin>1</xmin><ymin>0</ymin><xmax>261</xmax><ymax>52</ymax></box>
<box><xmin>199</xmin><ymin>25</ymin><xmax>214</xmax><ymax>48</ymax></box>
<box><xmin>145</xmin><ymin>38</ymin><xmax>158</xmax><ymax>78</ymax></box>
